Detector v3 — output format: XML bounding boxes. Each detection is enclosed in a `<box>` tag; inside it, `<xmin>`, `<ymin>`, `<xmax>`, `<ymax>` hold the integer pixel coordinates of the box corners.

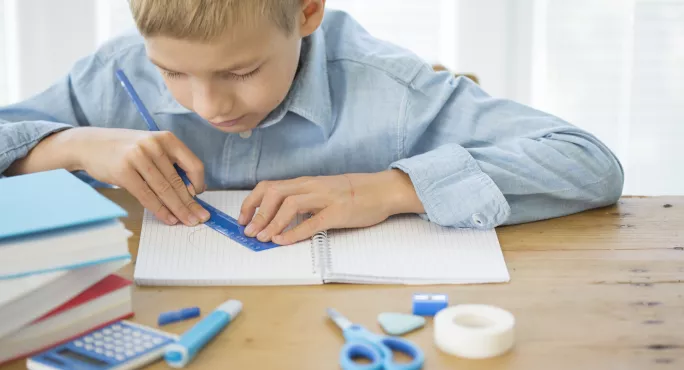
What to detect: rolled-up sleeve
<box><xmin>0</xmin><ymin>53</ymin><xmax>107</xmax><ymax>175</ymax></box>
<box><xmin>390</xmin><ymin>66</ymin><xmax>624</xmax><ymax>229</ymax></box>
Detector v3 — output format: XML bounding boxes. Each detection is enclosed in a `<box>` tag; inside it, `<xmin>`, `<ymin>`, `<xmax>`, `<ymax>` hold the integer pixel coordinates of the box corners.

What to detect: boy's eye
<box><xmin>162</xmin><ymin>70</ymin><xmax>184</xmax><ymax>80</ymax></box>
<box><xmin>225</xmin><ymin>67</ymin><xmax>261</xmax><ymax>81</ymax></box>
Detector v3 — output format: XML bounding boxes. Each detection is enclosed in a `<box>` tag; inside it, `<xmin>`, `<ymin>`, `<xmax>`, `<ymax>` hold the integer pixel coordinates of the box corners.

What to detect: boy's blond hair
<box><xmin>129</xmin><ymin>0</ymin><xmax>302</xmax><ymax>40</ymax></box>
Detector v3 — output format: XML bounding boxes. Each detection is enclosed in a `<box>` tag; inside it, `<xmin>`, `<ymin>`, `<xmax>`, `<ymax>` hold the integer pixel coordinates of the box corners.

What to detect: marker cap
<box><xmin>158</xmin><ymin>307</ymin><xmax>201</xmax><ymax>326</ymax></box>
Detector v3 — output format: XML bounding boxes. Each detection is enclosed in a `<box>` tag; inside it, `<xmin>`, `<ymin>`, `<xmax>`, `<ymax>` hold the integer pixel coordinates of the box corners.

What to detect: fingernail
<box><xmin>188</xmin><ymin>214</ymin><xmax>199</xmax><ymax>226</ymax></box>
<box><xmin>245</xmin><ymin>223</ymin><xmax>256</xmax><ymax>236</ymax></box>
<box><xmin>168</xmin><ymin>216</ymin><xmax>178</xmax><ymax>225</ymax></box>
<box><xmin>187</xmin><ymin>184</ymin><xmax>196</xmax><ymax>197</ymax></box>
<box><xmin>238</xmin><ymin>213</ymin><xmax>247</xmax><ymax>225</ymax></box>
<box><xmin>198</xmin><ymin>208</ymin><xmax>210</xmax><ymax>221</ymax></box>
<box><xmin>257</xmin><ymin>231</ymin><xmax>268</xmax><ymax>241</ymax></box>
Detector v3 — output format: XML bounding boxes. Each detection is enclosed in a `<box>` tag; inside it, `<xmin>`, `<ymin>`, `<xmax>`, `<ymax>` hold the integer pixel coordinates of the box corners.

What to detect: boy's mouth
<box><xmin>209</xmin><ymin>115</ymin><xmax>245</xmax><ymax>129</ymax></box>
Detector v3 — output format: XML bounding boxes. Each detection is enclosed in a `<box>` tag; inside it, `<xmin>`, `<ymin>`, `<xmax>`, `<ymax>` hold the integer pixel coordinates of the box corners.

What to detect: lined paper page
<box><xmin>135</xmin><ymin>191</ymin><xmax>321</xmax><ymax>286</ymax></box>
<box><xmin>326</xmin><ymin>214</ymin><xmax>509</xmax><ymax>284</ymax></box>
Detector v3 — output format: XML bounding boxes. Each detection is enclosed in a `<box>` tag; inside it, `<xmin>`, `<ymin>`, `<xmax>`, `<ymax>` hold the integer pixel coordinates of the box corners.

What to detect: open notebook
<box><xmin>134</xmin><ymin>191</ymin><xmax>510</xmax><ymax>286</ymax></box>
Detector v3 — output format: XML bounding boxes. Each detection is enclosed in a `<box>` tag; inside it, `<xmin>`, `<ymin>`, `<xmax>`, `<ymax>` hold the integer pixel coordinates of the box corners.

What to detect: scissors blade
<box><xmin>326</xmin><ymin>308</ymin><xmax>353</xmax><ymax>331</ymax></box>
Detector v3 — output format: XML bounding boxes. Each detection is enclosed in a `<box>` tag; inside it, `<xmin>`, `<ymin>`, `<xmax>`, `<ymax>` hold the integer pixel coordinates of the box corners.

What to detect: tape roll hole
<box><xmin>453</xmin><ymin>313</ymin><xmax>497</xmax><ymax>329</ymax></box>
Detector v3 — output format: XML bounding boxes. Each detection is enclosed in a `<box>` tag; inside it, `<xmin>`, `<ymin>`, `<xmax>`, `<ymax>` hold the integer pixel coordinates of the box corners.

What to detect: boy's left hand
<box><xmin>238</xmin><ymin>170</ymin><xmax>424</xmax><ymax>245</ymax></box>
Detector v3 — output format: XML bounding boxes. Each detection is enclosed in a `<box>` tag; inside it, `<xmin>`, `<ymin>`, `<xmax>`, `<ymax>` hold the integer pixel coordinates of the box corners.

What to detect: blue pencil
<box><xmin>115</xmin><ymin>69</ymin><xmax>193</xmax><ymax>188</ymax></box>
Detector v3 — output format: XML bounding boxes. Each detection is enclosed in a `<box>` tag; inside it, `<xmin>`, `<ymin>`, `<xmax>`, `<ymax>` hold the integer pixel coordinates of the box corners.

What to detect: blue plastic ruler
<box><xmin>194</xmin><ymin>197</ymin><xmax>279</xmax><ymax>252</ymax></box>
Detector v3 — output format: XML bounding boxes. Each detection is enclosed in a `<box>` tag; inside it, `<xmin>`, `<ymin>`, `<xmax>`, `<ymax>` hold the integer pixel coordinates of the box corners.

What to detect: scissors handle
<box><xmin>339</xmin><ymin>336</ymin><xmax>424</xmax><ymax>370</ymax></box>
<box><xmin>339</xmin><ymin>342</ymin><xmax>383</xmax><ymax>370</ymax></box>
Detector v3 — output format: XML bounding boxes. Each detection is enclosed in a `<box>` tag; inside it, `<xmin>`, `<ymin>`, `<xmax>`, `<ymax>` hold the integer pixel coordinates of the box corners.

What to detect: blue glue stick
<box><xmin>164</xmin><ymin>299</ymin><xmax>242</xmax><ymax>368</ymax></box>
<box><xmin>158</xmin><ymin>307</ymin><xmax>201</xmax><ymax>326</ymax></box>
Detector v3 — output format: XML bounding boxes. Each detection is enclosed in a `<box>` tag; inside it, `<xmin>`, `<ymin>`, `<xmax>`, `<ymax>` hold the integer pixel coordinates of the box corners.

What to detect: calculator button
<box><xmin>94</xmin><ymin>341</ymin><xmax>104</xmax><ymax>347</ymax></box>
<box><xmin>105</xmin><ymin>351</ymin><xmax>114</xmax><ymax>357</ymax></box>
<box><xmin>115</xmin><ymin>347</ymin><xmax>125</xmax><ymax>353</ymax></box>
<box><xmin>124</xmin><ymin>342</ymin><xmax>133</xmax><ymax>348</ymax></box>
<box><xmin>74</xmin><ymin>341</ymin><xmax>84</xmax><ymax>347</ymax></box>
<box><xmin>104</xmin><ymin>337</ymin><xmax>113</xmax><ymax>342</ymax></box>
<box><xmin>85</xmin><ymin>344</ymin><xmax>94</xmax><ymax>351</ymax></box>
<box><xmin>104</xmin><ymin>343</ymin><xmax>114</xmax><ymax>349</ymax></box>
<box><xmin>125</xmin><ymin>350</ymin><xmax>135</xmax><ymax>357</ymax></box>
<box><xmin>132</xmin><ymin>331</ymin><xmax>141</xmax><ymax>337</ymax></box>
<box><xmin>123</xmin><ymin>328</ymin><xmax>131</xmax><ymax>334</ymax></box>
<box><xmin>152</xmin><ymin>338</ymin><xmax>163</xmax><ymax>345</ymax></box>
<box><xmin>135</xmin><ymin>346</ymin><xmax>145</xmax><ymax>353</ymax></box>
<box><xmin>84</xmin><ymin>337</ymin><xmax>94</xmax><ymax>343</ymax></box>
<box><xmin>133</xmin><ymin>338</ymin><xmax>142</xmax><ymax>344</ymax></box>
<box><xmin>116</xmin><ymin>355</ymin><xmax>125</xmax><ymax>361</ymax></box>
<box><xmin>95</xmin><ymin>348</ymin><xmax>104</xmax><ymax>354</ymax></box>
<box><xmin>112</xmin><ymin>324</ymin><xmax>122</xmax><ymax>331</ymax></box>
<box><xmin>143</xmin><ymin>342</ymin><xmax>155</xmax><ymax>349</ymax></box>
<box><xmin>114</xmin><ymin>340</ymin><xmax>124</xmax><ymax>346</ymax></box>
<box><xmin>113</xmin><ymin>333</ymin><xmax>123</xmax><ymax>338</ymax></box>
<box><xmin>93</xmin><ymin>333</ymin><xmax>103</xmax><ymax>339</ymax></box>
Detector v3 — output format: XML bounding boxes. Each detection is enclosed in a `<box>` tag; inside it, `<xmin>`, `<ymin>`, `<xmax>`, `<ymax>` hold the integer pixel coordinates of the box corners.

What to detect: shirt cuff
<box><xmin>390</xmin><ymin>144</ymin><xmax>511</xmax><ymax>229</ymax></box>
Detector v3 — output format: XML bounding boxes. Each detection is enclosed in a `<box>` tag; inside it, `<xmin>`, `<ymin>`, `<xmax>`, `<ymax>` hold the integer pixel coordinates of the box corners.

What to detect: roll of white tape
<box><xmin>433</xmin><ymin>304</ymin><xmax>515</xmax><ymax>359</ymax></box>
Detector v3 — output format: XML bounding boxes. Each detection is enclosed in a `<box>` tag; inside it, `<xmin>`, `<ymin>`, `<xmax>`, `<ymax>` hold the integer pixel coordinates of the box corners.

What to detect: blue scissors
<box><xmin>327</xmin><ymin>308</ymin><xmax>424</xmax><ymax>370</ymax></box>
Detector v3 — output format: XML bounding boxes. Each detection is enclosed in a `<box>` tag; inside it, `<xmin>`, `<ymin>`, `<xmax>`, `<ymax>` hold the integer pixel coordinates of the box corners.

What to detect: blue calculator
<box><xmin>27</xmin><ymin>321</ymin><xmax>178</xmax><ymax>370</ymax></box>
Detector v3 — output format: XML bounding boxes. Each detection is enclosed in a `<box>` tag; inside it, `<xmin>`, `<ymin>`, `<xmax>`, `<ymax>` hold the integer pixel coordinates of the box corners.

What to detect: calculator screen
<box><xmin>57</xmin><ymin>348</ymin><xmax>108</xmax><ymax>367</ymax></box>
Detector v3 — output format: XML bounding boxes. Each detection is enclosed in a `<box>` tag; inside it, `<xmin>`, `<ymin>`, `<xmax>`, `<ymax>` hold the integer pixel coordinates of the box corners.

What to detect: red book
<box><xmin>0</xmin><ymin>275</ymin><xmax>133</xmax><ymax>364</ymax></box>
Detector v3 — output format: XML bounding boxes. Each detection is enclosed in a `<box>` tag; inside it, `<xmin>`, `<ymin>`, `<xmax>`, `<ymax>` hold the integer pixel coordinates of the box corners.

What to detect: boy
<box><xmin>0</xmin><ymin>0</ymin><xmax>623</xmax><ymax>245</ymax></box>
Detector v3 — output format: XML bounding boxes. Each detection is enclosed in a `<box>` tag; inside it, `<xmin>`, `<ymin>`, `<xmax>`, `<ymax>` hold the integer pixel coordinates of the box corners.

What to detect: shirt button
<box><xmin>472</xmin><ymin>213</ymin><xmax>485</xmax><ymax>227</ymax></box>
<box><xmin>239</xmin><ymin>130</ymin><xmax>252</xmax><ymax>139</ymax></box>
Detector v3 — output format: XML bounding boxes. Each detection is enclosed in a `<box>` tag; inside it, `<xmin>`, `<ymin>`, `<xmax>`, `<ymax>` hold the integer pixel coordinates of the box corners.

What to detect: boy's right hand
<box><xmin>71</xmin><ymin>127</ymin><xmax>210</xmax><ymax>226</ymax></box>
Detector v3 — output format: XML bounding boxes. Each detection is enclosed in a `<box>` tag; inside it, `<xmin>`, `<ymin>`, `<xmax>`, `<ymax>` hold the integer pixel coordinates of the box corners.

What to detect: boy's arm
<box><xmin>0</xmin><ymin>53</ymin><xmax>105</xmax><ymax>175</ymax></box>
<box><xmin>389</xmin><ymin>66</ymin><xmax>624</xmax><ymax>229</ymax></box>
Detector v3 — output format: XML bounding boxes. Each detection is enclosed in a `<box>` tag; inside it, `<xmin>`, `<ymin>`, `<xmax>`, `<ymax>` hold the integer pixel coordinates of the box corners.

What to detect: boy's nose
<box><xmin>192</xmin><ymin>85</ymin><xmax>232</xmax><ymax>122</ymax></box>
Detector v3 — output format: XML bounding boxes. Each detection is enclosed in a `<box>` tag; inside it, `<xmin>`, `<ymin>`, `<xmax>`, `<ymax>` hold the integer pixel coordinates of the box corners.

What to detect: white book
<box><xmin>134</xmin><ymin>191</ymin><xmax>510</xmax><ymax>286</ymax></box>
<box><xmin>0</xmin><ymin>275</ymin><xmax>132</xmax><ymax>364</ymax></box>
<box><xmin>0</xmin><ymin>259</ymin><xmax>130</xmax><ymax>340</ymax></box>
<box><xmin>0</xmin><ymin>220</ymin><xmax>132</xmax><ymax>279</ymax></box>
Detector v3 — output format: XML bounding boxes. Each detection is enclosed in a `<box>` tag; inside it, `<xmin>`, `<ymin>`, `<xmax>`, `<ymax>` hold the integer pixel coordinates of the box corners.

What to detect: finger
<box><xmin>131</xmin><ymin>149</ymin><xmax>199</xmax><ymax>226</ymax></box>
<box><xmin>142</xmin><ymin>140</ymin><xmax>210</xmax><ymax>222</ymax></box>
<box><xmin>159</xmin><ymin>132</ymin><xmax>206</xmax><ymax>195</ymax></box>
<box><xmin>120</xmin><ymin>168</ymin><xmax>177</xmax><ymax>225</ymax></box>
<box><xmin>243</xmin><ymin>182</ymin><xmax>292</xmax><ymax>237</ymax></box>
<box><xmin>239</xmin><ymin>181</ymin><xmax>273</xmax><ymax>226</ymax></box>
<box><xmin>244</xmin><ymin>181</ymin><xmax>308</xmax><ymax>237</ymax></box>
<box><xmin>239</xmin><ymin>177</ymin><xmax>314</xmax><ymax>225</ymax></box>
<box><xmin>273</xmin><ymin>207</ymin><xmax>334</xmax><ymax>245</ymax></box>
<box><xmin>256</xmin><ymin>194</ymin><xmax>326</xmax><ymax>242</ymax></box>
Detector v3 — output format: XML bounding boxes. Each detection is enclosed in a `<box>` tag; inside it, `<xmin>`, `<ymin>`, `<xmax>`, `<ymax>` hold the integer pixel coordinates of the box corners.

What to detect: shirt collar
<box><xmin>154</xmin><ymin>29</ymin><xmax>334</xmax><ymax>138</ymax></box>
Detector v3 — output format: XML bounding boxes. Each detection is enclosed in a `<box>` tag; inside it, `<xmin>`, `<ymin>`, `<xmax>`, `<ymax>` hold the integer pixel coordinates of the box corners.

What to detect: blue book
<box><xmin>0</xmin><ymin>170</ymin><xmax>131</xmax><ymax>279</ymax></box>
<box><xmin>0</xmin><ymin>169</ymin><xmax>127</xmax><ymax>240</ymax></box>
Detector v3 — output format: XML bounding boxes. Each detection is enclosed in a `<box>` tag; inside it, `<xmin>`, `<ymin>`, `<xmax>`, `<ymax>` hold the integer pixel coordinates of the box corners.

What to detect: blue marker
<box><xmin>164</xmin><ymin>299</ymin><xmax>242</xmax><ymax>368</ymax></box>
<box><xmin>158</xmin><ymin>306</ymin><xmax>201</xmax><ymax>326</ymax></box>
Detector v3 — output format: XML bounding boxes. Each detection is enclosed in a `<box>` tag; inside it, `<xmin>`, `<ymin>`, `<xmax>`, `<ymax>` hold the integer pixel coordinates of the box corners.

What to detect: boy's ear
<box><xmin>298</xmin><ymin>0</ymin><xmax>325</xmax><ymax>37</ymax></box>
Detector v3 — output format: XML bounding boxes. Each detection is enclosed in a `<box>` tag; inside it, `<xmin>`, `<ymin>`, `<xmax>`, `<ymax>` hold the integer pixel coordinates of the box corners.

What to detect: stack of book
<box><xmin>0</xmin><ymin>169</ymin><xmax>134</xmax><ymax>364</ymax></box>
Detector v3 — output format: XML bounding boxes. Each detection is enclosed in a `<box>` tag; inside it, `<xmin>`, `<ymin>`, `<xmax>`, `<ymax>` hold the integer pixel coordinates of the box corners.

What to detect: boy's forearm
<box><xmin>5</xmin><ymin>128</ymin><xmax>82</xmax><ymax>176</ymax></box>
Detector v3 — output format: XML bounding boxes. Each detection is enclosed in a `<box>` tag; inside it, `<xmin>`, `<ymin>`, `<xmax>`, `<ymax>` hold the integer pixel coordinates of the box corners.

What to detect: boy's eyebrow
<box><xmin>149</xmin><ymin>58</ymin><xmax>259</xmax><ymax>74</ymax></box>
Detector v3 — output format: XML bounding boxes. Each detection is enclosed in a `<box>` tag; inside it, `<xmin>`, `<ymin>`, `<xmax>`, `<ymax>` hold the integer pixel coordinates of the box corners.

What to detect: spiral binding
<box><xmin>311</xmin><ymin>230</ymin><xmax>329</xmax><ymax>275</ymax></box>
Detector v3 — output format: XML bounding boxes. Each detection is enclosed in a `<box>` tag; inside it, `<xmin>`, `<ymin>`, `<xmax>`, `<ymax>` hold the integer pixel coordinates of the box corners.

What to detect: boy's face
<box><xmin>144</xmin><ymin>23</ymin><xmax>302</xmax><ymax>133</ymax></box>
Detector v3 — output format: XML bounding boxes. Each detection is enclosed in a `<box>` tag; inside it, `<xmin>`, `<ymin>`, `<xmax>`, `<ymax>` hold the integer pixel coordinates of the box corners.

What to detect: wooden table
<box><xmin>5</xmin><ymin>191</ymin><xmax>684</xmax><ymax>370</ymax></box>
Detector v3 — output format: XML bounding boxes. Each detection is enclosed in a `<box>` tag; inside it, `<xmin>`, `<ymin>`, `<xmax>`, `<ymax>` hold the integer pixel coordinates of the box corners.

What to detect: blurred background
<box><xmin>0</xmin><ymin>0</ymin><xmax>682</xmax><ymax>195</ymax></box>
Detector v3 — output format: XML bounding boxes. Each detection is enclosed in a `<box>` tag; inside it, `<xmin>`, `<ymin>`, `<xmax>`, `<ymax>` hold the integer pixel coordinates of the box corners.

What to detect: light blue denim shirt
<box><xmin>0</xmin><ymin>10</ymin><xmax>623</xmax><ymax>229</ymax></box>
